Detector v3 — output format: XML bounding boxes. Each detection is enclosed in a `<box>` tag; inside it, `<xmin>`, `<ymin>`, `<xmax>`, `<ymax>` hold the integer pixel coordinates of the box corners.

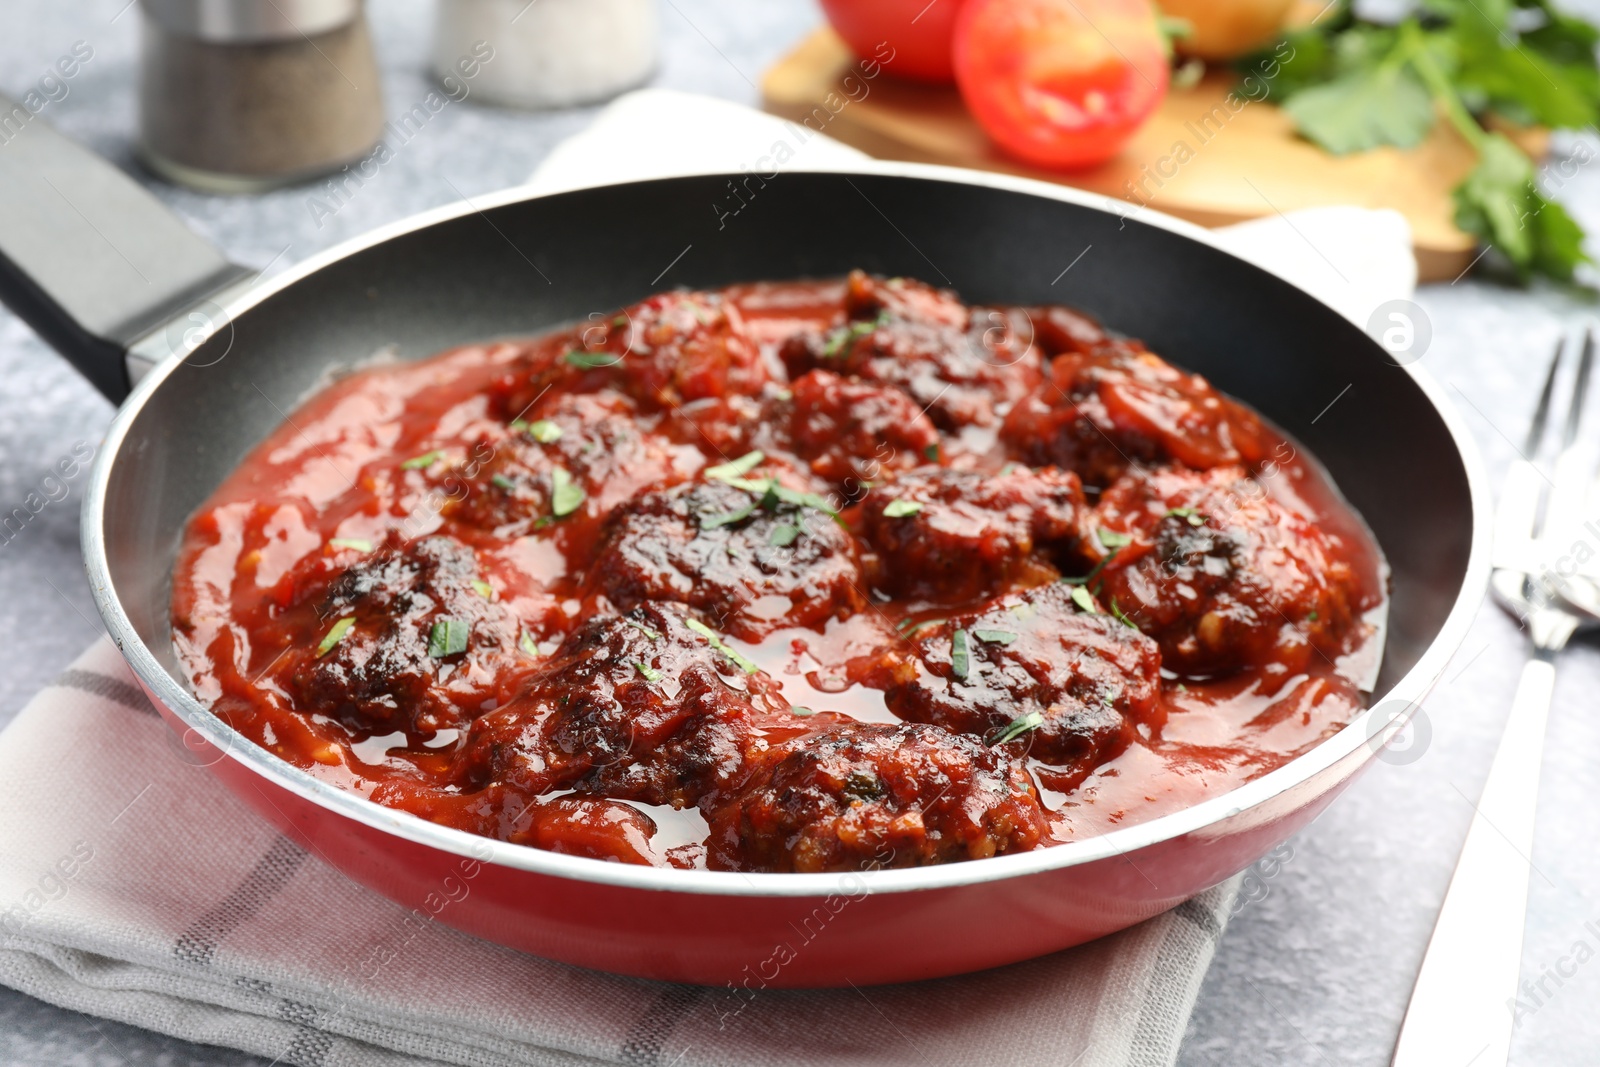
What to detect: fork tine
<box><xmin>1543</xmin><ymin>328</ymin><xmax>1598</xmax><ymax>561</ymax></box>
<box><xmin>1525</xmin><ymin>335</ymin><xmax>1565</xmax><ymax>455</ymax></box>
<box><xmin>1492</xmin><ymin>337</ymin><xmax>1564</xmax><ymax>579</ymax></box>
<box><xmin>1561</xmin><ymin>325</ymin><xmax>1594</xmax><ymax>448</ymax></box>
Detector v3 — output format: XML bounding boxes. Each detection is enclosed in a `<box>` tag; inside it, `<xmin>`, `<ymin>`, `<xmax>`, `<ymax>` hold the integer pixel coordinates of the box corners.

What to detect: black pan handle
<box><xmin>0</xmin><ymin>95</ymin><xmax>251</xmax><ymax>401</ymax></box>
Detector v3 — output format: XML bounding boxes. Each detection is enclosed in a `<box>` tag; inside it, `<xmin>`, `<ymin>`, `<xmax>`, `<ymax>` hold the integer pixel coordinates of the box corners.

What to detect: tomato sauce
<box><xmin>172</xmin><ymin>272</ymin><xmax>1386</xmax><ymax>872</ymax></box>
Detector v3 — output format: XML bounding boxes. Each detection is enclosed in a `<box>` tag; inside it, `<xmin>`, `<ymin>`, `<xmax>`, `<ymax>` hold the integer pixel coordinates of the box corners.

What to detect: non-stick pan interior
<box><xmin>99</xmin><ymin>171</ymin><xmax>1472</xmax><ymax>704</ymax></box>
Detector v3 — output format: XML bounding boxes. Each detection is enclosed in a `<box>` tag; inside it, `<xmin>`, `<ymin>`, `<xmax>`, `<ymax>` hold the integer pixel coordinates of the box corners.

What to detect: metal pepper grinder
<box><xmin>138</xmin><ymin>0</ymin><xmax>385</xmax><ymax>193</ymax></box>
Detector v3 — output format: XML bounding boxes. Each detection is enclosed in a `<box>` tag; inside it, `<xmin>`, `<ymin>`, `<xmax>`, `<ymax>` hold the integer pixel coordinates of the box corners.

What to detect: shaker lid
<box><xmin>141</xmin><ymin>0</ymin><xmax>362</xmax><ymax>42</ymax></box>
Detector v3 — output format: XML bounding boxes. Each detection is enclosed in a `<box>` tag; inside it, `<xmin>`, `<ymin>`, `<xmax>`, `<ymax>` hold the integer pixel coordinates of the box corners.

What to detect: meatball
<box><xmin>856</xmin><ymin>465</ymin><xmax>1088</xmax><ymax>603</ymax></box>
<box><xmin>1091</xmin><ymin>465</ymin><xmax>1365</xmax><ymax>677</ymax></box>
<box><xmin>785</xmin><ymin>369</ymin><xmax>942</xmax><ymax>494</ymax></box>
<box><xmin>781</xmin><ymin>272</ymin><xmax>1042</xmax><ymax>430</ymax></box>
<box><xmin>286</xmin><ymin>535</ymin><xmax>533</xmax><ymax>735</ymax></box>
<box><xmin>861</xmin><ymin>583</ymin><xmax>1162</xmax><ymax>782</ymax></box>
<box><xmin>705</xmin><ymin>721</ymin><xmax>1048</xmax><ymax>873</ymax></box>
<box><xmin>590</xmin><ymin>468</ymin><xmax>869</xmax><ymax>639</ymax></box>
<box><xmin>492</xmin><ymin>290</ymin><xmax>769</xmax><ymax>418</ymax></box>
<box><xmin>456</xmin><ymin>602</ymin><xmax>796</xmax><ymax>808</ymax></box>
<box><xmin>444</xmin><ymin>390</ymin><xmax>696</xmax><ymax>538</ymax></box>
<box><xmin>1000</xmin><ymin>341</ymin><xmax>1265</xmax><ymax>490</ymax></box>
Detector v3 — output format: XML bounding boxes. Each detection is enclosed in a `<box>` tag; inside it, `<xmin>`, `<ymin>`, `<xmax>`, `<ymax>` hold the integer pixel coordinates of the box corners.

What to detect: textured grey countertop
<box><xmin>4</xmin><ymin>2</ymin><xmax>1600</xmax><ymax>1064</ymax></box>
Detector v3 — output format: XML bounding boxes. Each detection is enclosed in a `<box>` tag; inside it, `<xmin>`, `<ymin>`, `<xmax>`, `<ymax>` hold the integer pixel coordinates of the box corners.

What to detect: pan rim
<box><xmin>82</xmin><ymin>161</ymin><xmax>1492</xmax><ymax>898</ymax></box>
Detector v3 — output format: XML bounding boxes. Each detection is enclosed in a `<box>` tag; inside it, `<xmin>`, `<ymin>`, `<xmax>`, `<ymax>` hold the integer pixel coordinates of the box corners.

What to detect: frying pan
<box><xmin>0</xmin><ymin>103</ymin><xmax>1490</xmax><ymax>988</ymax></box>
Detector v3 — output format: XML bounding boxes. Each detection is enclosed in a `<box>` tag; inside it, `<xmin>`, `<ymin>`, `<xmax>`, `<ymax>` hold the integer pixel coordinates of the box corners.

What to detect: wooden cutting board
<box><xmin>763</xmin><ymin>29</ymin><xmax>1522</xmax><ymax>282</ymax></box>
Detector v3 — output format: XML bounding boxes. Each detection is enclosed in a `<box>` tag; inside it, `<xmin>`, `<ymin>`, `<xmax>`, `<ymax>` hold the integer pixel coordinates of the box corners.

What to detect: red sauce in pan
<box><xmin>171</xmin><ymin>273</ymin><xmax>1387</xmax><ymax>872</ymax></box>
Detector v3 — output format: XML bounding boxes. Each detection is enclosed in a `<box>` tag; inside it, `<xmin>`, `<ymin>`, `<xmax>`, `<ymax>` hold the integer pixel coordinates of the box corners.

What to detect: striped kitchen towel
<box><xmin>0</xmin><ymin>638</ymin><xmax>1240</xmax><ymax>1067</ymax></box>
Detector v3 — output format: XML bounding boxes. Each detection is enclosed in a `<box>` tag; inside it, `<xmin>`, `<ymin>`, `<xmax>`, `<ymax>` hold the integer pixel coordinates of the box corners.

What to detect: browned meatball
<box><xmin>781</xmin><ymin>271</ymin><xmax>1042</xmax><ymax>430</ymax></box>
<box><xmin>444</xmin><ymin>390</ymin><xmax>695</xmax><ymax>538</ymax></box>
<box><xmin>785</xmin><ymin>369</ymin><xmax>942</xmax><ymax>494</ymax></box>
<box><xmin>705</xmin><ymin>721</ymin><xmax>1047</xmax><ymax>872</ymax></box>
<box><xmin>286</xmin><ymin>535</ymin><xmax>532</xmax><ymax>735</ymax></box>
<box><xmin>492</xmin><ymin>290</ymin><xmax>770</xmax><ymax>418</ymax></box>
<box><xmin>1091</xmin><ymin>465</ymin><xmax>1367</xmax><ymax>677</ymax></box>
<box><xmin>861</xmin><ymin>583</ymin><xmax>1162</xmax><ymax>784</ymax></box>
<box><xmin>456</xmin><ymin>602</ymin><xmax>796</xmax><ymax>808</ymax></box>
<box><xmin>590</xmin><ymin>468</ymin><xmax>868</xmax><ymax>639</ymax></box>
<box><xmin>1001</xmin><ymin>341</ymin><xmax>1265</xmax><ymax>491</ymax></box>
<box><xmin>856</xmin><ymin>465</ymin><xmax>1087</xmax><ymax>603</ymax></box>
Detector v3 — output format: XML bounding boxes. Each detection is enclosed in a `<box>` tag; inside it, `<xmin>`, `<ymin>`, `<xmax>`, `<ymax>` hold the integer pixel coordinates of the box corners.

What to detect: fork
<box><xmin>1392</xmin><ymin>330</ymin><xmax>1595</xmax><ymax>1067</ymax></box>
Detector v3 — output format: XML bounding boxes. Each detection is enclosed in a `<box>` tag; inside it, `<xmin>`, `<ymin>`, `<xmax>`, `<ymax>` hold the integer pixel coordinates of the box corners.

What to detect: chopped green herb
<box><xmin>1009</xmin><ymin>602</ymin><xmax>1036</xmax><ymax>622</ymax></box>
<box><xmin>428</xmin><ymin>618</ymin><xmax>469</xmax><ymax>658</ymax></box>
<box><xmin>999</xmin><ymin>462</ymin><xmax>1021</xmax><ymax>476</ymax></box>
<box><xmin>611</xmin><ymin>314</ymin><xmax>629</xmax><ymax>328</ymax></box>
<box><xmin>1306</xmin><ymin>610</ymin><xmax>1319</xmax><ymax>622</ymax></box>
<box><xmin>491</xmin><ymin>473</ymin><xmax>516</xmax><ymax>492</ymax></box>
<box><xmin>820</xmin><ymin>313</ymin><xmax>888</xmax><ymax>357</ymax></box>
<box><xmin>401</xmin><ymin>450</ymin><xmax>442</xmax><ymax>471</ymax></box>
<box><xmin>1097</xmin><ymin>528</ymin><xmax>1132</xmax><ymax>549</ymax></box>
<box><xmin>684</xmin><ymin>618</ymin><xmax>759</xmax><ymax>674</ymax></box>
<box><xmin>550</xmin><ymin>467</ymin><xmax>585</xmax><ymax>517</ymax></box>
<box><xmin>704</xmin><ymin>450</ymin><xmax>765</xmax><ymax>481</ymax></box>
<box><xmin>720</xmin><ymin>476</ymin><xmax>840</xmax><ymax>519</ymax></box>
<box><xmin>991</xmin><ymin>710</ymin><xmax>1046</xmax><ymax>746</ymax></box>
<box><xmin>923</xmin><ymin>443</ymin><xmax>941</xmax><ymax>462</ymax></box>
<box><xmin>791</xmin><ymin>705</ymin><xmax>815</xmax><ymax>717</ymax></box>
<box><xmin>772</xmin><ymin>388</ymin><xmax>794</xmax><ymax>402</ymax></box>
<box><xmin>519</xmin><ymin>631</ymin><xmax>540</xmax><ymax>657</ymax></box>
<box><xmin>951</xmin><ymin>629</ymin><xmax>971</xmax><ymax>679</ymax></box>
<box><xmin>1109</xmin><ymin>597</ymin><xmax>1139</xmax><ymax>630</ymax></box>
<box><xmin>701</xmin><ymin>498</ymin><xmax>758</xmax><ymax>530</ymax></box>
<box><xmin>470</xmin><ymin>579</ymin><xmax>493</xmax><ymax>599</ymax></box>
<box><xmin>973</xmin><ymin>628</ymin><xmax>1018</xmax><ymax>645</ymax></box>
<box><xmin>1070</xmin><ymin>586</ymin><xmax>1099</xmax><ymax>614</ymax></box>
<box><xmin>520</xmin><ymin>419</ymin><xmax>563</xmax><ymax>443</ymax></box>
<box><xmin>564</xmin><ymin>349</ymin><xmax>621</xmax><ymax>369</ymax></box>
<box><xmin>634</xmin><ymin>661</ymin><xmax>663</xmax><ymax>683</ymax></box>
<box><xmin>328</xmin><ymin>538</ymin><xmax>373</xmax><ymax>553</ymax></box>
<box><xmin>883</xmin><ymin>498</ymin><xmax>924</xmax><ymax>519</ymax></box>
<box><xmin>769</xmin><ymin>523</ymin><xmax>801</xmax><ymax>547</ymax></box>
<box><xmin>1165</xmin><ymin>507</ymin><xmax>1206</xmax><ymax>527</ymax></box>
<box><xmin>897</xmin><ymin>618</ymin><xmax>944</xmax><ymax>640</ymax></box>
<box><xmin>316</xmin><ymin>617</ymin><xmax>355</xmax><ymax>657</ymax></box>
<box><xmin>624</xmin><ymin>618</ymin><xmax>662</xmax><ymax>642</ymax></box>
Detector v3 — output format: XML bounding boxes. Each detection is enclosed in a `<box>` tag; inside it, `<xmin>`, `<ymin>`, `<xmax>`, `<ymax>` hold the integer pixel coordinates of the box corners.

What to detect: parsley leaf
<box><xmin>951</xmin><ymin>629</ymin><xmax>971</xmax><ymax>679</ymax></box>
<box><xmin>704</xmin><ymin>450</ymin><xmax>765</xmax><ymax>481</ymax></box>
<box><xmin>401</xmin><ymin>450</ymin><xmax>442</xmax><ymax>471</ymax></box>
<box><xmin>1283</xmin><ymin>62</ymin><xmax>1435</xmax><ymax>155</ymax></box>
<box><xmin>550</xmin><ymin>467</ymin><xmax>585</xmax><ymax>517</ymax></box>
<box><xmin>317</xmin><ymin>617</ymin><xmax>355</xmax><ymax>657</ymax></box>
<box><xmin>427</xmin><ymin>618</ymin><xmax>469</xmax><ymax>658</ymax></box>
<box><xmin>517</xmin><ymin>419</ymin><xmax>563</xmax><ymax>443</ymax></box>
<box><xmin>684</xmin><ymin>618</ymin><xmax>759</xmax><ymax>674</ymax></box>
<box><xmin>991</xmin><ymin>710</ymin><xmax>1046</xmax><ymax>746</ymax></box>
<box><xmin>883</xmin><ymin>498</ymin><xmax>924</xmax><ymax>518</ymax></box>
<box><xmin>564</xmin><ymin>350</ymin><xmax>621</xmax><ymax>369</ymax></box>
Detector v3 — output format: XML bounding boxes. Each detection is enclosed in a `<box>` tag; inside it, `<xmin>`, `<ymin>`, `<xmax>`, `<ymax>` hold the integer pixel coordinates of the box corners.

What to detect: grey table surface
<box><xmin>3</xmin><ymin>1</ymin><xmax>1600</xmax><ymax>1064</ymax></box>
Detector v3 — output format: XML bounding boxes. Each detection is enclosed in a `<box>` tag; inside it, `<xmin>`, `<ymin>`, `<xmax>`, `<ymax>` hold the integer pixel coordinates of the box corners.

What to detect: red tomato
<box><xmin>819</xmin><ymin>0</ymin><xmax>966</xmax><ymax>84</ymax></box>
<box><xmin>954</xmin><ymin>0</ymin><xmax>1169</xmax><ymax>169</ymax></box>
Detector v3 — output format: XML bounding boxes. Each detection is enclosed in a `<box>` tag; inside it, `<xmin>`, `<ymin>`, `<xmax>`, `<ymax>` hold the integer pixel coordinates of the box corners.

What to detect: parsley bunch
<box><xmin>1251</xmin><ymin>0</ymin><xmax>1598</xmax><ymax>283</ymax></box>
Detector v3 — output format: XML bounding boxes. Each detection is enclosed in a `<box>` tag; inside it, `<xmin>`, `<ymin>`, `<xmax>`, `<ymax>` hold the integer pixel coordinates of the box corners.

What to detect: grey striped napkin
<box><xmin>0</xmin><ymin>638</ymin><xmax>1240</xmax><ymax>1067</ymax></box>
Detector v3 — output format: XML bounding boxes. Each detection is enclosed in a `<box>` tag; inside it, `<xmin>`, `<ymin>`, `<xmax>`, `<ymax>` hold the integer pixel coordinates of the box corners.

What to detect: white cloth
<box><xmin>0</xmin><ymin>92</ymin><xmax>1418</xmax><ymax>1067</ymax></box>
